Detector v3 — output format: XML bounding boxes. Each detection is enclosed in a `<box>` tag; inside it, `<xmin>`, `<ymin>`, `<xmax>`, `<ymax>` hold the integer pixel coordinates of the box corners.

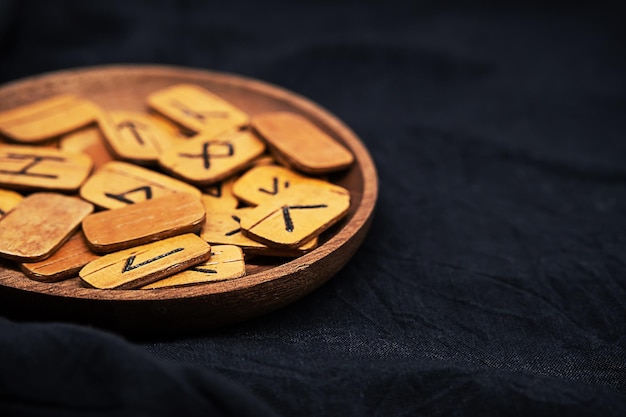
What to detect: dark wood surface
<box><xmin>0</xmin><ymin>65</ymin><xmax>378</xmax><ymax>334</ymax></box>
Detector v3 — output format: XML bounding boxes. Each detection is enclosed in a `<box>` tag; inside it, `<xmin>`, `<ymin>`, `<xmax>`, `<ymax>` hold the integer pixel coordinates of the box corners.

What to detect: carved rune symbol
<box><xmin>258</xmin><ymin>177</ymin><xmax>289</xmax><ymax>195</ymax></box>
<box><xmin>281</xmin><ymin>204</ymin><xmax>328</xmax><ymax>232</ymax></box>
<box><xmin>190</xmin><ymin>266</ymin><xmax>217</xmax><ymax>274</ymax></box>
<box><xmin>225</xmin><ymin>215</ymin><xmax>241</xmax><ymax>236</ymax></box>
<box><xmin>122</xmin><ymin>247</ymin><xmax>184</xmax><ymax>273</ymax></box>
<box><xmin>117</xmin><ymin>120</ymin><xmax>147</xmax><ymax>145</ymax></box>
<box><xmin>178</xmin><ymin>141</ymin><xmax>234</xmax><ymax>169</ymax></box>
<box><xmin>169</xmin><ymin>100</ymin><xmax>229</xmax><ymax>123</ymax></box>
<box><xmin>0</xmin><ymin>153</ymin><xmax>63</xmax><ymax>178</ymax></box>
<box><xmin>105</xmin><ymin>186</ymin><xmax>153</xmax><ymax>204</ymax></box>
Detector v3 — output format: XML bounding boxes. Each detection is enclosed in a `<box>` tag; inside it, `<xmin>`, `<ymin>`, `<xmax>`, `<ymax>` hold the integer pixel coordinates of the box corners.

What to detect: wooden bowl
<box><xmin>0</xmin><ymin>65</ymin><xmax>378</xmax><ymax>335</ymax></box>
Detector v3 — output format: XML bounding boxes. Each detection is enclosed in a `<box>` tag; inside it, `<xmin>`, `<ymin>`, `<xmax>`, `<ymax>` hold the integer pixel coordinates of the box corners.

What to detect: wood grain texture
<box><xmin>252</xmin><ymin>111</ymin><xmax>354</xmax><ymax>174</ymax></box>
<box><xmin>0</xmin><ymin>65</ymin><xmax>378</xmax><ymax>334</ymax></box>
<box><xmin>0</xmin><ymin>144</ymin><xmax>93</xmax><ymax>192</ymax></box>
<box><xmin>21</xmin><ymin>230</ymin><xmax>100</xmax><ymax>282</ymax></box>
<box><xmin>0</xmin><ymin>193</ymin><xmax>94</xmax><ymax>262</ymax></box>
<box><xmin>80</xmin><ymin>233</ymin><xmax>211</xmax><ymax>289</ymax></box>
<box><xmin>142</xmin><ymin>244</ymin><xmax>245</xmax><ymax>289</ymax></box>
<box><xmin>158</xmin><ymin>128</ymin><xmax>265</xmax><ymax>185</ymax></box>
<box><xmin>98</xmin><ymin>110</ymin><xmax>179</xmax><ymax>164</ymax></box>
<box><xmin>79</xmin><ymin>160</ymin><xmax>201</xmax><ymax>209</ymax></box>
<box><xmin>0</xmin><ymin>94</ymin><xmax>100</xmax><ymax>143</ymax></box>
<box><xmin>82</xmin><ymin>193</ymin><xmax>205</xmax><ymax>253</ymax></box>
<box><xmin>147</xmin><ymin>83</ymin><xmax>249</xmax><ymax>136</ymax></box>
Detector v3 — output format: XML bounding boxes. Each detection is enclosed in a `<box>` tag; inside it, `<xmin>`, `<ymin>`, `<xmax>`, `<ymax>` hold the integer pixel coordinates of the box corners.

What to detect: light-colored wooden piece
<box><xmin>98</xmin><ymin>111</ymin><xmax>180</xmax><ymax>164</ymax></box>
<box><xmin>142</xmin><ymin>245</ymin><xmax>245</xmax><ymax>289</ymax></box>
<box><xmin>0</xmin><ymin>144</ymin><xmax>93</xmax><ymax>192</ymax></box>
<box><xmin>21</xmin><ymin>230</ymin><xmax>100</xmax><ymax>282</ymax></box>
<box><xmin>158</xmin><ymin>128</ymin><xmax>265</xmax><ymax>185</ymax></box>
<box><xmin>82</xmin><ymin>193</ymin><xmax>206</xmax><ymax>253</ymax></box>
<box><xmin>0</xmin><ymin>192</ymin><xmax>94</xmax><ymax>262</ymax></box>
<box><xmin>0</xmin><ymin>188</ymin><xmax>23</xmax><ymax>218</ymax></box>
<box><xmin>201</xmin><ymin>177</ymin><xmax>239</xmax><ymax>212</ymax></box>
<box><xmin>240</xmin><ymin>183</ymin><xmax>350</xmax><ymax>248</ymax></box>
<box><xmin>252</xmin><ymin>111</ymin><xmax>354</xmax><ymax>174</ymax></box>
<box><xmin>79</xmin><ymin>233</ymin><xmax>211</xmax><ymax>290</ymax></box>
<box><xmin>0</xmin><ymin>65</ymin><xmax>377</xmax><ymax>333</ymax></box>
<box><xmin>79</xmin><ymin>161</ymin><xmax>201</xmax><ymax>209</ymax></box>
<box><xmin>200</xmin><ymin>208</ymin><xmax>317</xmax><ymax>257</ymax></box>
<box><xmin>147</xmin><ymin>84</ymin><xmax>249</xmax><ymax>136</ymax></box>
<box><xmin>0</xmin><ymin>94</ymin><xmax>99</xmax><ymax>142</ymax></box>
<box><xmin>232</xmin><ymin>164</ymin><xmax>340</xmax><ymax>206</ymax></box>
<box><xmin>59</xmin><ymin>126</ymin><xmax>115</xmax><ymax>170</ymax></box>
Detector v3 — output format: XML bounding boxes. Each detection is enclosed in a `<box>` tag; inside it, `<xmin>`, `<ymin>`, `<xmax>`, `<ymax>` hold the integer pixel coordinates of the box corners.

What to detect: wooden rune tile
<box><xmin>252</xmin><ymin>111</ymin><xmax>354</xmax><ymax>174</ymax></box>
<box><xmin>59</xmin><ymin>126</ymin><xmax>115</xmax><ymax>170</ymax></box>
<box><xmin>21</xmin><ymin>230</ymin><xmax>100</xmax><ymax>282</ymax></box>
<box><xmin>239</xmin><ymin>183</ymin><xmax>350</xmax><ymax>248</ymax></box>
<box><xmin>0</xmin><ymin>192</ymin><xmax>94</xmax><ymax>262</ymax></box>
<box><xmin>79</xmin><ymin>233</ymin><xmax>211</xmax><ymax>289</ymax></box>
<box><xmin>201</xmin><ymin>176</ymin><xmax>239</xmax><ymax>213</ymax></box>
<box><xmin>200</xmin><ymin>208</ymin><xmax>318</xmax><ymax>257</ymax></box>
<box><xmin>82</xmin><ymin>193</ymin><xmax>206</xmax><ymax>253</ymax></box>
<box><xmin>0</xmin><ymin>94</ymin><xmax>100</xmax><ymax>143</ymax></box>
<box><xmin>0</xmin><ymin>144</ymin><xmax>93</xmax><ymax>192</ymax></box>
<box><xmin>142</xmin><ymin>244</ymin><xmax>245</xmax><ymax>289</ymax></box>
<box><xmin>0</xmin><ymin>188</ymin><xmax>23</xmax><ymax>219</ymax></box>
<box><xmin>147</xmin><ymin>84</ymin><xmax>249</xmax><ymax>136</ymax></box>
<box><xmin>158</xmin><ymin>128</ymin><xmax>265</xmax><ymax>185</ymax></box>
<box><xmin>79</xmin><ymin>161</ymin><xmax>201</xmax><ymax>209</ymax></box>
<box><xmin>98</xmin><ymin>111</ymin><xmax>180</xmax><ymax>164</ymax></box>
<box><xmin>232</xmin><ymin>164</ymin><xmax>342</xmax><ymax>206</ymax></box>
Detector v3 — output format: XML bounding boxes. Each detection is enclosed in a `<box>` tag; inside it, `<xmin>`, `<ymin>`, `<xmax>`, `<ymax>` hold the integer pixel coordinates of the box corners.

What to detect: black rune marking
<box><xmin>178</xmin><ymin>141</ymin><xmax>234</xmax><ymax>170</ymax></box>
<box><xmin>122</xmin><ymin>247</ymin><xmax>184</xmax><ymax>273</ymax></box>
<box><xmin>0</xmin><ymin>153</ymin><xmax>64</xmax><ymax>179</ymax></box>
<box><xmin>259</xmin><ymin>177</ymin><xmax>290</xmax><ymax>195</ymax></box>
<box><xmin>190</xmin><ymin>267</ymin><xmax>217</xmax><ymax>274</ymax></box>
<box><xmin>281</xmin><ymin>204</ymin><xmax>328</xmax><ymax>232</ymax></box>
<box><xmin>170</xmin><ymin>100</ymin><xmax>230</xmax><ymax>123</ymax></box>
<box><xmin>117</xmin><ymin>120</ymin><xmax>147</xmax><ymax>145</ymax></box>
<box><xmin>105</xmin><ymin>186</ymin><xmax>153</xmax><ymax>205</ymax></box>
<box><xmin>225</xmin><ymin>215</ymin><xmax>242</xmax><ymax>236</ymax></box>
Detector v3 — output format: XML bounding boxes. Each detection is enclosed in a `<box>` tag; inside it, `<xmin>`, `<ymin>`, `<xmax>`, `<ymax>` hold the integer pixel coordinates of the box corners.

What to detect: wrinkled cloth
<box><xmin>0</xmin><ymin>1</ymin><xmax>625</xmax><ymax>416</ymax></box>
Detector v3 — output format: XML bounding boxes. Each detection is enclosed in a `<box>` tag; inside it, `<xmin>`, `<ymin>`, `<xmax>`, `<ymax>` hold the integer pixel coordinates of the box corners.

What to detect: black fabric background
<box><xmin>0</xmin><ymin>0</ymin><xmax>625</xmax><ymax>415</ymax></box>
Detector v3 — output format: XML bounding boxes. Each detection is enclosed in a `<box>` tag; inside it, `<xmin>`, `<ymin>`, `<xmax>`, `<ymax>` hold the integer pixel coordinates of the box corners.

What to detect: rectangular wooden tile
<box><xmin>0</xmin><ymin>144</ymin><xmax>93</xmax><ymax>192</ymax></box>
<box><xmin>98</xmin><ymin>111</ymin><xmax>180</xmax><ymax>165</ymax></box>
<box><xmin>252</xmin><ymin>111</ymin><xmax>353</xmax><ymax>174</ymax></box>
<box><xmin>158</xmin><ymin>128</ymin><xmax>265</xmax><ymax>185</ymax></box>
<box><xmin>21</xmin><ymin>230</ymin><xmax>100</xmax><ymax>282</ymax></box>
<box><xmin>232</xmin><ymin>164</ymin><xmax>340</xmax><ymax>206</ymax></box>
<box><xmin>82</xmin><ymin>193</ymin><xmax>206</xmax><ymax>253</ymax></box>
<box><xmin>0</xmin><ymin>94</ymin><xmax>99</xmax><ymax>143</ymax></box>
<box><xmin>239</xmin><ymin>183</ymin><xmax>350</xmax><ymax>248</ymax></box>
<box><xmin>147</xmin><ymin>84</ymin><xmax>249</xmax><ymax>136</ymax></box>
<box><xmin>142</xmin><ymin>245</ymin><xmax>245</xmax><ymax>289</ymax></box>
<box><xmin>79</xmin><ymin>161</ymin><xmax>201</xmax><ymax>209</ymax></box>
<box><xmin>79</xmin><ymin>233</ymin><xmax>211</xmax><ymax>289</ymax></box>
<box><xmin>0</xmin><ymin>192</ymin><xmax>94</xmax><ymax>262</ymax></box>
